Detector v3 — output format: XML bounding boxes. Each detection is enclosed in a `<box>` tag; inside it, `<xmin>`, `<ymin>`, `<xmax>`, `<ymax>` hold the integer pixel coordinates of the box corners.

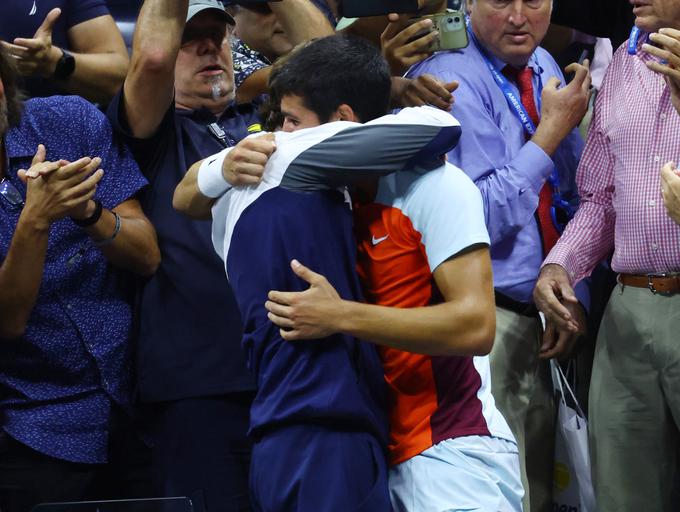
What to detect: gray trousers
<box><xmin>590</xmin><ymin>284</ymin><xmax>680</xmax><ymax>512</ymax></box>
<box><xmin>491</xmin><ymin>307</ymin><xmax>555</xmax><ymax>512</ymax></box>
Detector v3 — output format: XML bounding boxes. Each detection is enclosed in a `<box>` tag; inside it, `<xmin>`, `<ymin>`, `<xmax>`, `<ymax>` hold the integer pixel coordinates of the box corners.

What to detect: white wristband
<box><xmin>197</xmin><ymin>148</ymin><xmax>232</xmax><ymax>198</ymax></box>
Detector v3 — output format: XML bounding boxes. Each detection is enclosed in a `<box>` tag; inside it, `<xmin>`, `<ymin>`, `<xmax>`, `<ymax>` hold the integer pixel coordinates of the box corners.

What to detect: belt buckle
<box><xmin>647</xmin><ymin>273</ymin><xmax>668</xmax><ymax>295</ymax></box>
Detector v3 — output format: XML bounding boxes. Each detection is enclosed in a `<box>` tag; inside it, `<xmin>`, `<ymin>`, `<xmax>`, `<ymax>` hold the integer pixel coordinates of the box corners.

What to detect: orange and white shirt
<box><xmin>354</xmin><ymin>163</ymin><xmax>515</xmax><ymax>466</ymax></box>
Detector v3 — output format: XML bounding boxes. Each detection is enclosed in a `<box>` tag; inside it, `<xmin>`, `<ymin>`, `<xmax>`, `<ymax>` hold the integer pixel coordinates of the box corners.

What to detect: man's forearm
<box><xmin>334</xmin><ymin>299</ymin><xmax>492</xmax><ymax>356</ymax></box>
<box><xmin>0</xmin><ymin>211</ymin><xmax>50</xmax><ymax>339</ymax></box>
<box><xmin>173</xmin><ymin>160</ymin><xmax>216</xmax><ymax>219</ymax></box>
<box><xmin>82</xmin><ymin>200</ymin><xmax>161</xmax><ymax>277</ymax></box>
<box><xmin>57</xmin><ymin>51</ymin><xmax>129</xmax><ymax>104</ymax></box>
<box><xmin>124</xmin><ymin>0</ymin><xmax>189</xmax><ymax>138</ymax></box>
<box><xmin>269</xmin><ymin>0</ymin><xmax>334</xmax><ymax>45</ymax></box>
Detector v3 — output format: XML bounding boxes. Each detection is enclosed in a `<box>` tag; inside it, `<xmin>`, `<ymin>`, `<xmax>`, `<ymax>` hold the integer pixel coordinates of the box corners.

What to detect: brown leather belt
<box><xmin>618</xmin><ymin>273</ymin><xmax>680</xmax><ymax>294</ymax></box>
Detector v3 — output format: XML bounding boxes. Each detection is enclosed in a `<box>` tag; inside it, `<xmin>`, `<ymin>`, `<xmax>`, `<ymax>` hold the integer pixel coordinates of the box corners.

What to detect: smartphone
<box><xmin>342</xmin><ymin>0</ymin><xmax>419</xmax><ymax>18</ymax></box>
<box><xmin>411</xmin><ymin>11</ymin><xmax>468</xmax><ymax>52</ymax></box>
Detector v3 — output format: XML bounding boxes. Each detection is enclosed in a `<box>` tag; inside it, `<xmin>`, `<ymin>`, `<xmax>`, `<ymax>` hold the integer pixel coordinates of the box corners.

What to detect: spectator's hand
<box><xmin>533</xmin><ymin>264</ymin><xmax>581</xmax><ymax>333</ymax></box>
<box><xmin>540</xmin><ymin>304</ymin><xmax>586</xmax><ymax>360</ymax></box>
<box><xmin>533</xmin><ymin>60</ymin><xmax>592</xmax><ymax>155</ymax></box>
<box><xmin>661</xmin><ymin>161</ymin><xmax>680</xmax><ymax>225</ymax></box>
<box><xmin>644</xmin><ymin>28</ymin><xmax>680</xmax><ymax>115</ymax></box>
<box><xmin>381</xmin><ymin>13</ymin><xmax>437</xmax><ymax>75</ymax></box>
<box><xmin>18</xmin><ymin>145</ymin><xmax>103</xmax><ymax>224</ymax></box>
<box><xmin>222</xmin><ymin>133</ymin><xmax>276</xmax><ymax>187</ymax></box>
<box><xmin>265</xmin><ymin>259</ymin><xmax>343</xmax><ymax>341</ymax></box>
<box><xmin>1</xmin><ymin>8</ymin><xmax>62</xmax><ymax>78</ymax></box>
<box><xmin>399</xmin><ymin>74</ymin><xmax>458</xmax><ymax>110</ymax></box>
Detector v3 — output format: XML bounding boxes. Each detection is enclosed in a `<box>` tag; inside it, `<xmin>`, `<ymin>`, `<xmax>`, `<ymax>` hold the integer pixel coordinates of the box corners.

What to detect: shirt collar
<box><xmin>472</xmin><ymin>32</ymin><xmax>541</xmax><ymax>77</ymax></box>
<box><xmin>487</xmin><ymin>52</ymin><xmax>541</xmax><ymax>77</ymax></box>
<box><xmin>4</xmin><ymin>120</ymin><xmax>36</xmax><ymax>160</ymax></box>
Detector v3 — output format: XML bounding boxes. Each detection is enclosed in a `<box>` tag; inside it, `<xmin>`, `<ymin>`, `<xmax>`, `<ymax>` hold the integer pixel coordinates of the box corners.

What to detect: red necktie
<box><xmin>503</xmin><ymin>66</ymin><xmax>560</xmax><ymax>257</ymax></box>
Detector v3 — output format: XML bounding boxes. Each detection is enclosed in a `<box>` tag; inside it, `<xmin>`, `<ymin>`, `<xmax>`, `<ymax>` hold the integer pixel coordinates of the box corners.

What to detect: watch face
<box><xmin>55</xmin><ymin>50</ymin><xmax>76</xmax><ymax>79</ymax></box>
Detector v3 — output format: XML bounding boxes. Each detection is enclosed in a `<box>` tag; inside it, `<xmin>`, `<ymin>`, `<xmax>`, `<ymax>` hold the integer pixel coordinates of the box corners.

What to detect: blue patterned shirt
<box><xmin>232</xmin><ymin>38</ymin><xmax>270</xmax><ymax>91</ymax></box>
<box><xmin>0</xmin><ymin>96</ymin><xmax>148</xmax><ymax>463</ymax></box>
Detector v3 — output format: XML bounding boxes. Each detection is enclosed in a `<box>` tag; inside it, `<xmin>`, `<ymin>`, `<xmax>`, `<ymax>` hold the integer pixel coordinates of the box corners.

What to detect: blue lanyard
<box><xmin>628</xmin><ymin>26</ymin><xmax>642</xmax><ymax>55</ymax></box>
<box><xmin>467</xmin><ymin>27</ymin><xmax>538</xmax><ymax>136</ymax></box>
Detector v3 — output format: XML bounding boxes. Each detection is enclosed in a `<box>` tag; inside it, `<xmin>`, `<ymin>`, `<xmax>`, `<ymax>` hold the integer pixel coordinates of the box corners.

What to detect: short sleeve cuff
<box><xmin>197</xmin><ymin>149</ymin><xmax>232</xmax><ymax>198</ymax></box>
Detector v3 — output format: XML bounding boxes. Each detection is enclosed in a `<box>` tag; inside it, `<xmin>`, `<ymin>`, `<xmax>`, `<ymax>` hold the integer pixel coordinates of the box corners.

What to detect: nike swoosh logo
<box><xmin>371</xmin><ymin>235</ymin><xmax>389</xmax><ymax>246</ymax></box>
<box><xmin>208</xmin><ymin>158</ymin><xmax>218</xmax><ymax>166</ymax></box>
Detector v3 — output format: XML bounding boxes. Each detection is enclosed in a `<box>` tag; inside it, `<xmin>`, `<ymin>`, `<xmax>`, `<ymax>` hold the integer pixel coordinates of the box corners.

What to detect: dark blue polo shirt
<box><xmin>108</xmin><ymin>92</ymin><xmax>259</xmax><ymax>403</ymax></box>
<box><xmin>0</xmin><ymin>0</ymin><xmax>109</xmax><ymax>98</ymax></box>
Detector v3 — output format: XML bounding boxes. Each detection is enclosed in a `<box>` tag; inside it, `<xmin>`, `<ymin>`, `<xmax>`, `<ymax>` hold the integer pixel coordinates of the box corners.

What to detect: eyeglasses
<box><xmin>0</xmin><ymin>178</ymin><xmax>24</xmax><ymax>209</ymax></box>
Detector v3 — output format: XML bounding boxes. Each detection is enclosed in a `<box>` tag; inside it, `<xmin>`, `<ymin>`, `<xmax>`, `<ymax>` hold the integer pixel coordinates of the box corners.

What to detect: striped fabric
<box><xmin>544</xmin><ymin>43</ymin><xmax>680</xmax><ymax>282</ymax></box>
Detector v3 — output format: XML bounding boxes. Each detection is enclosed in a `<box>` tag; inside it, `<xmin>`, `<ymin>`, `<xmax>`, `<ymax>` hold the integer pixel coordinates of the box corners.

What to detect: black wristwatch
<box><xmin>72</xmin><ymin>199</ymin><xmax>103</xmax><ymax>227</ymax></box>
<box><xmin>54</xmin><ymin>49</ymin><xmax>76</xmax><ymax>80</ymax></box>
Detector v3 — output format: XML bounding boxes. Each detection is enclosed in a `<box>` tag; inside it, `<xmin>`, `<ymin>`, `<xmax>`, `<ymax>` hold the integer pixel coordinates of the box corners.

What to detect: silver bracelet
<box><xmin>95</xmin><ymin>211</ymin><xmax>121</xmax><ymax>247</ymax></box>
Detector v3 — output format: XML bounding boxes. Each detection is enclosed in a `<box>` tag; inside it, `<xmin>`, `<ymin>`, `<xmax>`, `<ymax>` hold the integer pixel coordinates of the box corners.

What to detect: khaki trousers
<box><xmin>491</xmin><ymin>307</ymin><xmax>555</xmax><ymax>512</ymax></box>
<box><xmin>590</xmin><ymin>285</ymin><xmax>680</xmax><ymax>512</ymax></box>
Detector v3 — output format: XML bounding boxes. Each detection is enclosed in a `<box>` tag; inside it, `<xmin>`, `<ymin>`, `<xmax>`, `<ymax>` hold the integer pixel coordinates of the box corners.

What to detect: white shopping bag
<box><xmin>551</xmin><ymin>359</ymin><xmax>597</xmax><ymax>512</ymax></box>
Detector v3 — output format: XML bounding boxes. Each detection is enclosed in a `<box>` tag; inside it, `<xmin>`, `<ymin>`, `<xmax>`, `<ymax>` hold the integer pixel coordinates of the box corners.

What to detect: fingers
<box><xmin>290</xmin><ymin>259</ymin><xmax>323</xmax><ymax>286</ymax></box>
<box><xmin>545</xmin><ymin>76</ymin><xmax>562</xmax><ymax>91</ymax></box>
<box><xmin>534</xmin><ymin>279</ymin><xmax>573</xmax><ymax>321</ymax></box>
<box><xmin>444</xmin><ymin>80</ymin><xmax>459</xmax><ymax>94</ymax></box>
<box><xmin>381</xmin><ymin>14</ymin><xmax>413</xmax><ymax>42</ymax></box>
<box><xmin>386</xmin><ymin>17</ymin><xmax>434</xmax><ymax>47</ymax></box>
<box><xmin>36</xmin><ymin>7</ymin><xmax>61</xmax><ymax>35</ymax></box>
<box><xmin>539</xmin><ymin>326</ymin><xmax>573</xmax><ymax>360</ymax></box>
<box><xmin>646</xmin><ymin>59</ymin><xmax>680</xmax><ymax>83</ymax></box>
<box><xmin>32</xmin><ymin>144</ymin><xmax>47</xmax><ymax>166</ymax></box>
<box><xmin>264</xmin><ymin>299</ymin><xmax>293</xmax><ymax>320</ymax></box>
<box><xmin>540</xmin><ymin>321</ymin><xmax>557</xmax><ymax>353</ymax></box>
<box><xmin>11</xmin><ymin>38</ymin><xmax>45</xmax><ymax>52</ymax></box>
<box><xmin>69</xmin><ymin>168</ymin><xmax>104</xmax><ymax>196</ymax></box>
<box><xmin>564</xmin><ymin>61</ymin><xmax>590</xmax><ymax>90</ymax></box>
<box><xmin>659</xmin><ymin>27</ymin><xmax>680</xmax><ymax>39</ymax></box>
<box><xmin>267</xmin><ymin>310</ymin><xmax>294</xmax><ymax>329</ymax></box>
<box><xmin>57</xmin><ymin>157</ymin><xmax>102</xmax><ymax>183</ymax></box>
<box><xmin>25</xmin><ymin>161</ymin><xmax>62</xmax><ymax>179</ymax></box>
<box><xmin>267</xmin><ymin>289</ymin><xmax>298</xmax><ymax>307</ymax></box>
<box><xmin>409</xmin><ymin>75</ymin><xmax>455</xmax><ymax>110</ymax></box>
<box><xmin>1</xmin><ymin>41</ymin><xmax>31</xmax><ymax>58</ymax></box>
<box><xmin>17</xmin><ymin>169</ymin><xmax>28</xmax><ymax>184</ymax></box>
<box><xmin>661</xmin><ymin>161</ymin><xmax>677</xmax><ymax>183</ymax></box>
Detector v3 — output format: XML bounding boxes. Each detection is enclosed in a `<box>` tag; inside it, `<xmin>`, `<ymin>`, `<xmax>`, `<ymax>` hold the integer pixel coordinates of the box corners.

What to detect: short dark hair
<box><xmin>269</xmin><ymin>34</ymin><xmax>391</xmax><ymax>124</ymax></box>
<box><xmin>0</xmin><ymin>44</ymin><xmax>24</xmax><ymax>129</ymax></box>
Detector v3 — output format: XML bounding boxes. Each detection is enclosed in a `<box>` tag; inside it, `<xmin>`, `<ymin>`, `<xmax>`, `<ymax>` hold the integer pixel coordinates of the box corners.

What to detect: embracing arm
<box><xmin>266</xmin><ymin>245</ymin><xmax>495</xmax><ymax>356</ymax></box>
<box><xmin>173</xmin><ymin>133</ymin><xmax>277</xmax><ymax>218</ymax></box>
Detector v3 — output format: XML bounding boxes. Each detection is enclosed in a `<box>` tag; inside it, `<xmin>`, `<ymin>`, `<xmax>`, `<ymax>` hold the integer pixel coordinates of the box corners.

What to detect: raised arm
<box><xmin>123</xmin><ymin>0</ymin><xmax>189</xmax><ymax>139</ymax></box>
<box><xmin>2</xmin><ymin>8</ymin><xmax>129</xmax><ymax>104</ymax></box>
<box><xmin>269</xmin><ymin>0</ymin><xmax>334</xmax><ymax>43</ymax></box>
<box><xmin>233</xmin><ymin>0</ymin><xmax>334</xmax><ymax>103</ymax></box>
<box><xmin>173</xmin><ymin>133</ymin><xmax>277</xmax><ymax>218</ymax></box>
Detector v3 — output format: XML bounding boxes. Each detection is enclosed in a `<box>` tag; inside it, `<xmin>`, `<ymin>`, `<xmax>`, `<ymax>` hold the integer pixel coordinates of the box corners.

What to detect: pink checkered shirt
<box><xmin>544</xmin><ymin>43</ymin><xmax>680</xmax><ymax>283</ymax></box>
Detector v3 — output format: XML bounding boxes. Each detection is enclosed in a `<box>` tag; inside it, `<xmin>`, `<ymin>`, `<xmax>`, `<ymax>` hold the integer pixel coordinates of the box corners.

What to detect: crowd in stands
<box><xmin>1</xmin><ymin>0</ymin><xmax>680</xmax><ymax>511</ymax></box>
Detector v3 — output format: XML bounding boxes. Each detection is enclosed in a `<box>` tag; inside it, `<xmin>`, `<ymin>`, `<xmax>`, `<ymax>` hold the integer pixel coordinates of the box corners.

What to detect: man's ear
<box><xmin>334</xmin><ymin>104</ymin><xmax>360</xmax><ymax>122</ymax></box>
